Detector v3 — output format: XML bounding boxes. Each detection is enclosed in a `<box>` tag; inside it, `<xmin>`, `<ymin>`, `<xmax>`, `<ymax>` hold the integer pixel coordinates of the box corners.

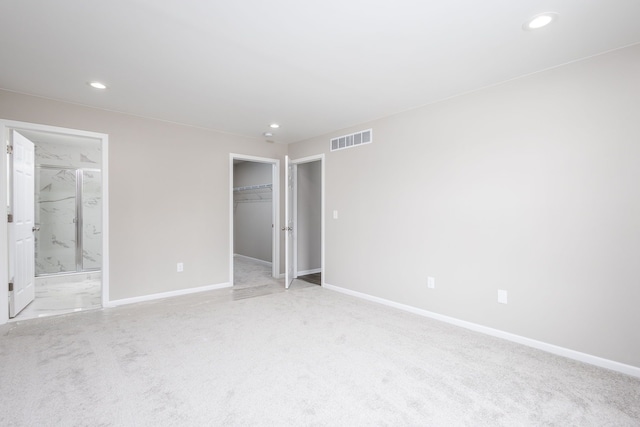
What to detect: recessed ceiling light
<box><xmin>523</xmin><ymin>12</ymin><xmax>558</xmax><ymax>31</ymax></box>
<box><xmin>269</xmin><ymin>123</ymin><xmax>280</xmax><ymax>129</ymax></box>
<box><xmin>263</xmin><ymin>132</ymin><xmax>273</xmax><ymax>137</ymax></box>
<box><xmin>88</xmin><ymin>81</ymin><xmax>107</xmax><ymax>89</ymax></box>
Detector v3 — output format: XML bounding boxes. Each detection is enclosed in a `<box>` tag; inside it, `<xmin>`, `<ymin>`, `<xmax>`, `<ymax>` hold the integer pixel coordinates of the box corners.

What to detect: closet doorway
<box><xmin>293</xmin><ymin>158</ymin><xmax>323</xmax><ymax>285</ymax></box>
<box><xmin>1</xmin><ymin>120</ymin><xmax>109</xmax><ymax>324</ymax></box>
<box><xmin>289</xmin><ymin>155</ymin><xmax>324</xmax><ymax>287</ymax></box>
<box><xmin>229</xmin><ymin>154</ymin><xmax>280</xmax><ymax>289</ymax></box>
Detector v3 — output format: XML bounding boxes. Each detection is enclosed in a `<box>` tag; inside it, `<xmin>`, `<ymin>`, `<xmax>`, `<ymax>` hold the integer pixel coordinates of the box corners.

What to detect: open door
<box><xmin>8</xmin><ymin>130</ymin><xmax>36</xmax><ymax>317</ymax></box>
<box><xmin>284</xmin><ymin>155</ymin><xmax>294</xmax><ymax>289</ymax></box>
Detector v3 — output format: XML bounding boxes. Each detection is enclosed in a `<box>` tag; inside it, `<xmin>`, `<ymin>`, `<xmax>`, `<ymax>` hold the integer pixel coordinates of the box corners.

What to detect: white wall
<box><xmin>0</xmin><ymin>89</ymin><xmax>287</xmax><ymax>301</ymax></box>
<box><xmin>288</xmin><ymin>44</ymin><xmax>640</xmax><ymax>369</ymax></box>
<box><xmin>233</xmin><ymin>161</ymin><xmax>272</xmax><ymax>262</ymax></box>
<box><xmin>296</xmin><ymin>161</ymin><xmax>321</xmax><ymax>273</ymax></box>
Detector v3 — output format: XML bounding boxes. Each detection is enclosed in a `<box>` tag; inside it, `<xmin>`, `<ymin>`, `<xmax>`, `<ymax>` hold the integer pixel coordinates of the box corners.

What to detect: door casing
<box><xmin>290</xmin><ymin>154</ymin><xmax>325</xmax><ymax>286</ymax></box>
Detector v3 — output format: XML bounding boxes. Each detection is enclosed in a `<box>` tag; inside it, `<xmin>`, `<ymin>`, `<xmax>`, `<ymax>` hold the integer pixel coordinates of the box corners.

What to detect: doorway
<box><xmin>1</xmin><ymin>120</ymin><xmax>109</xmax><ymax>324</ymax></box>
<box><xmin>229</xmin><ymin>154</ymin><xmax>280</xmax><ymax>290</ymax></box>
<box><xmin>294</xmin><ymin>159</ymin><xmax>322</xmax><ymax>285</ymax></box>
<box><xmin>289</xmin><ymin>155</ymin><xmax>324</xmax><ymax>287</ymax></box>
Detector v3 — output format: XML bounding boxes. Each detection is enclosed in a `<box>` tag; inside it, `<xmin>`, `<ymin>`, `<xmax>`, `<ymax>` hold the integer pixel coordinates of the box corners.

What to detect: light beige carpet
<box><xmin>1</xmin><ymin>283</ymin><xmax>638</xmax><ymax>426</ymax></box>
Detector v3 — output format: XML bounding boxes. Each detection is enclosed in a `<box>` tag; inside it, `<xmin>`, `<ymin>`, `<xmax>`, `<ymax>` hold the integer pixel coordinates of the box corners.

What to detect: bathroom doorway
<box><xmin>1</xmin><ymin>121</ymin><xmax>109</xmax><ymax>323</ymax></box>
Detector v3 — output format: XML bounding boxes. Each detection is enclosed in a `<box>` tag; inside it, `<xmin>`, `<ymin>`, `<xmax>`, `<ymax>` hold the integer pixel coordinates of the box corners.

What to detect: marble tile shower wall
<box><xmin>82</xmin><ymin>170</ymin><xmax>101</xmax><ymax>270</ymax></box>
<box><xmin>36</xmin><ymin>168</ymin><xmax>76</xmax><ymax>273</ymax></box>
<box><xmin>34</xmin><ymin>140</ymin><xmax>101</xmax><ymax>275</ymax></box>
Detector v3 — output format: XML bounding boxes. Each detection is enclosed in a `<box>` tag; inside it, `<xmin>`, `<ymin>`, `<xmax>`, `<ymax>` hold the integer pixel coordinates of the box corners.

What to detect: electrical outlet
<box><xmin>177</xmin><ymin>262</ymin><xmax>184</xmax><ymax>272</ymax></box>
<box><xmin>498</xmin><ymin>289</ymin><xmax>508</xmax><ymax>304</ymax></box>
<box><xmin>333</xmin><ymin>210</ymin><xmax>339</xmax><ymax>219</ymax></box>
<box><xmin>427</xmin><ymin>276</ymin><xmax>435</xmax><ymax>289</ymax></box>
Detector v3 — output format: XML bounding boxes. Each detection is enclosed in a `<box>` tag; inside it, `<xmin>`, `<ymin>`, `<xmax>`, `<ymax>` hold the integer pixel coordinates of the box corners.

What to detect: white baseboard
<box><xmin>233</xmin><ymin>253</ymin><xmax>272</xmax><ymax>266</ymax></box>
<box><xmin>296</xmin><ymin>268</ymin><xmax>321</xmax><ymax>276</ymax></box>
<box><xmin>107</xmin><ymin>282</ymin><xmax>232</xmax><ymax>307</ymax></box>
<box><xmin>323</xmin><ymin>283</ymin><xmax>640</xmax><ymax>379</ymax></box>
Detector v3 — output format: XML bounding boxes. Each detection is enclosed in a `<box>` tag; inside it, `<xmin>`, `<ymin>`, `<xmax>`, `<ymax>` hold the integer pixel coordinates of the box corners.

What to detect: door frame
<box><xmin>0</xmin><ymin>120</ymin><xmax>109</xmax><ymax>325</ymax></box>
<box><xmin>290</xmin><ymin>154</ymin><xmax>325</xmax><ymax>286</ymax></box>
<box><xmin>229</xmin><ymin>154</ymin><xmax>280</xmax><ymax>283</ymax></box>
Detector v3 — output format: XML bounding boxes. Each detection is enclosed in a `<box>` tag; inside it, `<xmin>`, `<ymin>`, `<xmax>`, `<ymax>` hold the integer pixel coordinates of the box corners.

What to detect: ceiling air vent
<box><xmin>330</xmin><ymin>129</ymin><xmax>372</xmax><ymax>152</ymax></box>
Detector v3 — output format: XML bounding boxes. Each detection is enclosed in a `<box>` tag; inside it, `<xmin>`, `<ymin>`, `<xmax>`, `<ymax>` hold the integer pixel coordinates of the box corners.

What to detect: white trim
<box><xmin>272</xmin><ymin>160</ymin><xmax>281</xmax><ymax>277</ymax></box>
<box><xmin>292</xmin><ymin>163</ymin><xmax>298</xmax><ymax>279</ymax></box>
<box><xmin>284</xmin><ymin>155</ymin><xmax>292</xmax><ymax>288</ymax></box>
<box><xmin>297</xmin><ymin>268</ymin><xmax>321</xmax><ymax>276</ymax></box>
<box><xmin>0</xmin><ymin>120</ymin><xmax>109</xmax><ymax>325</ymax></box>
<box><xmin>1</xmin><ymin>126</ymin><xmax>8</xmax><ymax>325</ymax></box>
<box><xmin>101</xmin><ymin>135</ymin><xmax>110</xmax><ymax>306</ymax></box>
<box><xmin>323</xmin><ymin>283</ymin><xmax>640</xmax><ymax>379</ymax></box>
<box><xmin>229</xmin><ymin>154</ymin><xmax>280</xmax><ymax>285</ymax></box>
<box><xmin>233</xmin><ymin>253</ymin><xmax>272</xmax><ymax>267</ymax></box>
<box><xmin>320</xmin><ymin>157</ymin><xmax>325</xmax><ymax>286</ymax></box>
<box><xmin>107</xmin><ymin>282</ymin><xmax>231</xmax><ymax>307</ymax></box>
<box><xmin>291</xmin><ymin>154</ymin><xmax>326</xmax><ymax>165</ymax></box>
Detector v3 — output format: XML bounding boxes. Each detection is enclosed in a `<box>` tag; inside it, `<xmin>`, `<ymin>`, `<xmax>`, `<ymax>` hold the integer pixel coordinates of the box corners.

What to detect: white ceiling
<box><xmin>1</xmin><ymin>0</ymin><xmax>640</xmax><ymax>144</ymax></box>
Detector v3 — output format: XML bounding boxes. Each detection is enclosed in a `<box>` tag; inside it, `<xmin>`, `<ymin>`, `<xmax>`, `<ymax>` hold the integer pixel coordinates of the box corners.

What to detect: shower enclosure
<box><xmin>35</xmin><ymin>166</ymin><xmax>102</xmax><ymax>275</ymax></box>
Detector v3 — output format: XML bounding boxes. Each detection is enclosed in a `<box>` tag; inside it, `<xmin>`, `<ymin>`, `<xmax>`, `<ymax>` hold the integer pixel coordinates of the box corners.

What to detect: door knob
<box><xmin>32</xmin><ymin>226</ymin><xmax>40</xmax><ymax>232</ymax></box>
<box><xmin>281</xmin><ymin>226</ymin><xmax>292</xmax><ymax>231</ymax></box>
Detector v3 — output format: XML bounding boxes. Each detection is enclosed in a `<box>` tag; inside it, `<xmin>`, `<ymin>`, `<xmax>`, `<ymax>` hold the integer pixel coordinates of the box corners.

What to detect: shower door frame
<box><xmin>35</xmin><ymin>165</ymin><xmax>102</xmax><ymax>276</ymax></box>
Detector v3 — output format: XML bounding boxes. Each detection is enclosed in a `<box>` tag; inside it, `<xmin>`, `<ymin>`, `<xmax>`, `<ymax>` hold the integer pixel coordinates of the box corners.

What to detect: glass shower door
<box><xmin>35</xmin><ymin>168</ymin><xmax>78</xmax><ymax>275</ymax></box>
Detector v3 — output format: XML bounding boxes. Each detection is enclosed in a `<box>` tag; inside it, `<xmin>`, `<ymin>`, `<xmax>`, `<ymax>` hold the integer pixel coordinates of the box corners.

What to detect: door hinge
<box><xmin>8</xmin><ymin>282</ymin><xmax>13</xmax><ymax>292</ymax></box>
<box><xmin>6</xmin><ymin>145</ymin><xmax>13</xmax><ymax>155</ymax></box>
<box><xmin>7</xmin><ymin>213</ymin><xmax>13</xmax><ymax>223</ymax></box>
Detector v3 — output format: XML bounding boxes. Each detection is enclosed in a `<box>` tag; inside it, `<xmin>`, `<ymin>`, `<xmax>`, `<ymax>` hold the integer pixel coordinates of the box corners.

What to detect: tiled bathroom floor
<box><xmin>13</xmin><ymin>272</ymin><xmax>101</xmax><ymax>321</ymax></box>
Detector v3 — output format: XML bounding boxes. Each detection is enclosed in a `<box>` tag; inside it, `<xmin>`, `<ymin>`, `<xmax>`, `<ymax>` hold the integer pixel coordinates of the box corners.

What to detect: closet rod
<box><xmin>234</xmin><ymin>199</ymin><xmax>272</xmax><ymax>204</ymax></box>
<box><xmin>233</xmin><ymin>183</ymin><xmax>272</xmax><ymax>192</ymax></box>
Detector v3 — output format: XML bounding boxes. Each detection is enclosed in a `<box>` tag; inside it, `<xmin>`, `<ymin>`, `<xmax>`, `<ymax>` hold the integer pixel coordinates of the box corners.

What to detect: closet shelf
<box><xmin>233</xmin><ymin>183</ymin><xmax>272</xmax><ymax>192</ymax></box>
<box><xmin>233</xmin><ymin>183</ymin><xmax>272</xmax><ymax>204</ymax></box>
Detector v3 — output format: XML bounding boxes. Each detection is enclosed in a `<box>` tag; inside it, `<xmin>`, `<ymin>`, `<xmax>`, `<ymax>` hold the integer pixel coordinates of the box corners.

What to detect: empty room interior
<box><xmin>1</xmin><ymin>1</ymin><xmax>639</xmax><ymax>425</ymax></box>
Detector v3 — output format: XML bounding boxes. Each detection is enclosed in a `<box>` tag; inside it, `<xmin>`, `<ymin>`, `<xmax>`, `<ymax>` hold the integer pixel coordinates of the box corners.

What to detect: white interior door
<box><xmin>9</xmin><ymin>130</ymin><xmax>36</xmax><ymax>317</ymax></box>
<box><xmin>284</xmin><ymin>156</ymin><xmax>294</xmax><ymax>289</ymax></box>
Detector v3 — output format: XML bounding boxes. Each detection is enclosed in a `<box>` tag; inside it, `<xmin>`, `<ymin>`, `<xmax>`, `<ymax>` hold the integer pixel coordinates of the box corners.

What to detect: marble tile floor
<box><xmin>12</xmin><ymin>272</ymin><xmax>102</xmax><ymax>321</ymax></box>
